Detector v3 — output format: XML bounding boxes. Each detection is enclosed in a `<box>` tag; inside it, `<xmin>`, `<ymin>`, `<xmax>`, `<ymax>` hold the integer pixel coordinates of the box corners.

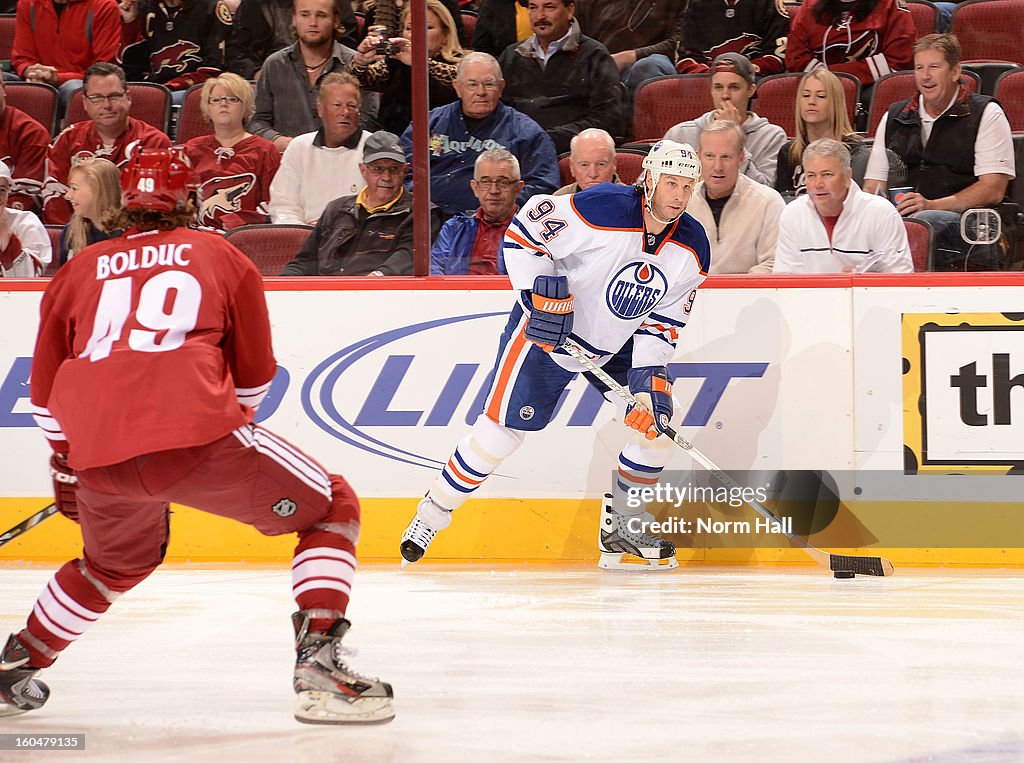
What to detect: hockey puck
<box><xmin>833</xmin><ymin>570</ymin><xmax>856</xmax><ymax>579</ymax></box>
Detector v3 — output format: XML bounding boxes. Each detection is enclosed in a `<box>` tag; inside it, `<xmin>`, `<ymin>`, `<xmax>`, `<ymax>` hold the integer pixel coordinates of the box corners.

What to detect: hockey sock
<box><xmin>428</xmin><ymin>416</ymin><xmax>524</xmax><ymax>511</ymax></box>
<box><xmin>614</xmin><ymin>434</ymin><xmax>676</xmax><ymax>515</ymax></box>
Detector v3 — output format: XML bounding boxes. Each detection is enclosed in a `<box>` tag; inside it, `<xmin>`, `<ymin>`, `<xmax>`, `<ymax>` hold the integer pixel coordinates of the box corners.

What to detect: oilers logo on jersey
<box><xmin>606</xmin><ymin>261</ymin><xmax>668</xmax><ymax>320</ymax></box>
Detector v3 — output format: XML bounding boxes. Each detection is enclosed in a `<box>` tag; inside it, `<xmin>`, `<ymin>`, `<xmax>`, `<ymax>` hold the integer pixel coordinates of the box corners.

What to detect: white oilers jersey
<box><xmin>502</xmin><ymin>184</ymin><xmax>711</xmax><ymax>370</ymax></box>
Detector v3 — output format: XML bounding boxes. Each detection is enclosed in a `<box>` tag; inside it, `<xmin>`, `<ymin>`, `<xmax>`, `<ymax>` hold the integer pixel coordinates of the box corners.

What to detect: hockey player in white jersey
<box><xmin>401</xmin><ymin>140</ymin><xmax>711</xmax><ymax>570</ymax></box>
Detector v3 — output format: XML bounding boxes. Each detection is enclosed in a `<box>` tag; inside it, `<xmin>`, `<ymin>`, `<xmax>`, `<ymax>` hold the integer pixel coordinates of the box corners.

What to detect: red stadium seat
<box><xmin>994</xmin><ymin>67</ymin><xmax>1024</xmax><ymax>133</ymax></box>
<box><xmin>0</xmin><ymin>14</ymin><xmax>15</xmax><ymax>63</ymax></box>
<box><xmin>952</xmin><ymin>0</ymin><xmax>1024</xmax><ymax>92</ymax></box>
<box><xmin>557</xmin><ymin>146</ymin><xmax>649</xmax><ymax>187</ymax></box>
<box><xmin>66</xmin><ymin>82</ymin><xmax>173</xmax><ymax>134</ymax></box>
<box><xmin>4</xmin><ymin>82</ymin><xmax>59</xmax><ymax>135</ymax></box>
<box><xmin>754</xmin><ymin>72</ymin><xmax>860</xmax><ymax>139</ymax></box>
<box><xmin>907</xmin><ymin>0</ymin><xmax>939</xmax><ymax>38</ymax></box>
<box><xmin>903</xmin><ymin>217</ymin><xmax>934</xmax><ymax>271</ymax></box>
<box><xmin>866</xmin><ymin>70</ymin><xmax>980</xmax><ymax>137</ymax></box>
<box><xmin>460</xmin><ymin>9</ymin><xmax>477</xmax><ymax>42</ymax></box>
<box><xmin>632</xmin><ymin>74</ymin><xmax>711</xmax><ymax>143</ymax></box>
<box><xmin>223</xmin><ymin>224</ymin><xmax>314</xmax><ymax>275</ymax></box>
<box><xmin>175</xmin><ymin>83</ymin><xmax>212</xmax><ymax>143</ymax></box>
<box><xmin>44</xmin><ymin>225</ymin><xmax>62</xmax><ymax>276</ymax></box>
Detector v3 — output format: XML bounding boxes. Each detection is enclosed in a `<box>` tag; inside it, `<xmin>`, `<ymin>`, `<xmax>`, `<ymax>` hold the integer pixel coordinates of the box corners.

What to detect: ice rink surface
<box><xmin>1</xmin><ymin>563</ymin><xmax>1023</xmax><ymax>763</ymax></box>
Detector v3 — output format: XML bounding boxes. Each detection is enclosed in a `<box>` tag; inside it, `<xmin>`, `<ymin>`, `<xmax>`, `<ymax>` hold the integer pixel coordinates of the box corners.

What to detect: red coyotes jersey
<box><xmin>30</xmin><ymin>226</ymin><xmax>277</xmax><ymax>470</ymax></box>
<box><xmin>42</xmin><ymin>117</ymin><xmax>173</xmax><ymax>224</ymax></box>
<box><xmin>183</xmin><ymin>134</ymin><xmax>281</xmax><ymax>231</ymax></box>
<box><xmin>0</xmin><ymin>106</ymin><xmax>49</xmax><ymax>212</ymax></box>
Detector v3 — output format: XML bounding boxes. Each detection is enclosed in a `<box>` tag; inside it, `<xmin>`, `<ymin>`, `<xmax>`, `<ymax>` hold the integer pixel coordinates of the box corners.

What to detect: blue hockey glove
<box><xmin>625</xmin><ymin>367</ymin><xmax>673</xmax><ymax>440</ymax></box>
<box><xmin>524</xmin><ymin>275</ymin><xmax>574</xmax><ymax>352</ymax></box>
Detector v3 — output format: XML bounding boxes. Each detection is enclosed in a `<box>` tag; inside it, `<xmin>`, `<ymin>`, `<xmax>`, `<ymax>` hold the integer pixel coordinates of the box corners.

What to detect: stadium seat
<box><xmin>994</xmin><ymin>67</ymin><xmax>1024</xmax><ymax>133</ymax></box>
<box><xmin>907</xmin><ymin>0</ymin><xmax>939</xmax><ymax>37</ymax></box>
<box><xmin>4</xmin><ymin>82</ymin><xmax>59</xmax><ymax>135</ymax></box>
<box><xmin>631</xmin><ymin>74</ymin><xmax>711</xmax><ymax>143</ymax></box>
<box><xmin>0</xmin><ymin>14</ymin><xmax>14</xmax><ymax>64</ymax></box>
<box><xmin>556</xmin><ymin>146</ymin><xmax>650</xmax><ymax>187</ymax></box>
<box><xmin>44</xmin><ymin>225</ymin><xmax>62</xmax><ymax>276</ymax></box>
<box><xmin>66</xmin><ymin>82</ymin><xmax>173</xmax><ymax>134</ymax></box>
<box><xmin>951</xmin><ymin>0</ymin><xmax>1024</xmax><ymax>92</ymax></box>
<box><xmin>866</xmin><ymin>70</ymin><xmax>980</xmax><ymax>137</ymax></box>
<box><xmin>902</xmin><ymin>217</ymin><xmax>934</xmax><ymax>271</ymax></box>
<box><xmin>460</xmin><ymin>9</ymin><xmax>477</xmax><ymax>42</ymax></box>
<box><xmin>224</xmin><ymin>224</ymin><xmax>314</xmax><ymax>275</ymax></box>
<box><xmin>175</xmin><ymin>83</ymin><xmax>212</xmax><ymax>143</ymax></box>
<box><xmin>754</xmin><ymin>72</ymin><xmax>860</xmax><ymax>139</ymax></box>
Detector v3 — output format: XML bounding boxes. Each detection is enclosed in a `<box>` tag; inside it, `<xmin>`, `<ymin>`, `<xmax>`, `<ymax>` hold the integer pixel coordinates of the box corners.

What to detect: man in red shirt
<box><xmin>0</xmin><ymin>79</ymin><xmax>49</xmax><ymax>212</ymax></box>
<box><xmin>42</xmin><ymin>62</ymin><xmax>172</xmax><ymax>224</ymax></box>
<box><xmin>0</xmin><ymin>148</ymin><xmax>394</xmax><ymax>725</ymax></box>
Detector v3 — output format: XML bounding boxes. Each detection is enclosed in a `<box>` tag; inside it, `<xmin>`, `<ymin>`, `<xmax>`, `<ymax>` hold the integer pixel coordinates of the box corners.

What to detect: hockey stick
<box><xmin>562</xmin><ymin>342</ymin><xmax>895</xmax><ymax>576</ymax></box>
<box><xmin>0</xmin><ymin>504</ymin><xmax>58</xmax><ymax>549</ymax></box>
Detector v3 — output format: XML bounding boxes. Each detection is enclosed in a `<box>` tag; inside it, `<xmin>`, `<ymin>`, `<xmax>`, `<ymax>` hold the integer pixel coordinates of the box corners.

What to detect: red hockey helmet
<box><xmin>120</xmin><ymin>147</ymin><xmax>199</xmax><ymax>213</ymax></box>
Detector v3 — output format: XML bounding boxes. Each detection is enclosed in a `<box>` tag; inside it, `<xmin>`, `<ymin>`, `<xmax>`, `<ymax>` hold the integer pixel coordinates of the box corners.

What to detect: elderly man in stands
<box><xmin>430</xmin><ymin>148</ymin><xmax>523</xmax><ymax>275</ymax></box>
<box><xmin>774</xmin><ymin>139</ymin><xmax>911</xmax><ymax>273</ymax></box>
<box><xmin>688</xmin><ymin>121</ymin><xmax>784</xmax><ymax>273</ymax></box>
<box><xmin>863</xmin><ymin>34</ymin><xmax>1014</xmax><ymax>271</ymax></box>
<box><xmin>281</xmin><ymin>130</ymin><xmax>441</xmax><ymax>276</ymax></box>
<box><xmin>401</xmin><ymin>51</ymin><xmax>559</xmax><ymax>218</ymax></box>
<box><xmin>664</xmin><ymin>52</ymin><xmax>786</xmax><ymax>186</ymax></box>
<box><xmin>269</xmin><ymin>72</ymin><xmax>370</xmax><ymax>225</ymax></box>
<box><xmin>554</xmin><ymin>128</ymin><xmax>624</xmax><ymax>195</ymax></box>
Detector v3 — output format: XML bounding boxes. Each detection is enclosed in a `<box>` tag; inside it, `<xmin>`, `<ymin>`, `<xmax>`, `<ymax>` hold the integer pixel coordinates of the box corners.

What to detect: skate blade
<box><xmin>598</xmin><ymin>552</ymin><xmax>678</xmax><ymax>572</ymax></box>
<box><xmin>294</xmin><ymin>690</ymin><xmax>395</xmax><ymax>725</ymax></box>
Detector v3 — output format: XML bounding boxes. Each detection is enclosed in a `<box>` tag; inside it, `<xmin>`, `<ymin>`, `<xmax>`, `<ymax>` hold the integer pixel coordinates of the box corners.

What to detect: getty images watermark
<box><xmin>623</xmin><ymin>482</ymin><xmax>795</xmax><ymax>536</ymax></box>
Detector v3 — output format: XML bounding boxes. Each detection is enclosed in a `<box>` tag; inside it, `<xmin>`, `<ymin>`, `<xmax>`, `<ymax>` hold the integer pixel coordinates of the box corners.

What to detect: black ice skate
<box><xmin>598</xmin><ymin>493</ymin><xmax>678</xmax><ymax>571</ymax></box>
<box><xmin>292</xmin><ymin>612</ymin><xmax>394</xmax><ymax>724</ymax></box>
<box><xmin>399</xmin><ymin>496</ymin><xmax>452</xmax><ymax>564</ymax></box>
<box><xmin>0</xmin><ymin>634</ymin><xmax>50</xmax><ymax>717</ymax></box>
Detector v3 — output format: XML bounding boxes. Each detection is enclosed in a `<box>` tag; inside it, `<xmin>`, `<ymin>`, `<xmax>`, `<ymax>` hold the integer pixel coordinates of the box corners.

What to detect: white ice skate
<box><xmin>598</xmin><ymin>493</ymin><xmax>678</xmax><ymax>571</ymax></box>
<box><xmin>292</xmin><ymin>613</ymin><xmax>394</xmax><ymax>725</ymax></box>
<box><xmin>399</xmin><ymin>496</ymin><xmax>452</xmax><ymax>565</ymax></box>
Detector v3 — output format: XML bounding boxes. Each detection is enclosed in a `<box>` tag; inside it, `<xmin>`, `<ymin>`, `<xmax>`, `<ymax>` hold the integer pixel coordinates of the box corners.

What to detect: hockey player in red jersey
<box><xmin>0</xmin><ymin>148</ymin><xmax>393</xmax><ymax>724</ymax></box>
<box><xmin>400</xmin><ymin>140</ymin><xmax>711</xmax><ymax>571</ymax></box>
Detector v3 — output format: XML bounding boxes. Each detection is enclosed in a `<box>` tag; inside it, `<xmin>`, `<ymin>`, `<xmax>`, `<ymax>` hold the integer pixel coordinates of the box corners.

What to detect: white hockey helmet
<box><xmin>640</xmin><ymin>140</ymin><xmax>702</xmax><ymax>191</ymax></box>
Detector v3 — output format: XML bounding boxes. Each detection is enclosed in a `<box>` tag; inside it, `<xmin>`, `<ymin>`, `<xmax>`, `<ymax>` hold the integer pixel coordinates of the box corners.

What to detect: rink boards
<box><xmin>1</xmin><ymin>273</ymin><xmax>1023</xmax><ymax>565</ymax></box>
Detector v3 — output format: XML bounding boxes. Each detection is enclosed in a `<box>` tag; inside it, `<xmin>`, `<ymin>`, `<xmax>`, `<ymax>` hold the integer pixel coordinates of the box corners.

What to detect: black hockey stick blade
<box><xmin>0</xmin><ymin>503</ymin><xmax>58</xmax><ymax>548</ymax></box>
<box><xmin>829</xmin><ymin>553</ymin><xmax>894</xmax><ymax>577</ymax></box>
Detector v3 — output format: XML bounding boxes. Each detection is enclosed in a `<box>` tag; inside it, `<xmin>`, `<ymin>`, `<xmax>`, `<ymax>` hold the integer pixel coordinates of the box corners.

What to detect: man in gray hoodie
<box><xmin>662</xmin><ymin>52</ymin><xmax>786</xmax><ymax>186</ymax></box>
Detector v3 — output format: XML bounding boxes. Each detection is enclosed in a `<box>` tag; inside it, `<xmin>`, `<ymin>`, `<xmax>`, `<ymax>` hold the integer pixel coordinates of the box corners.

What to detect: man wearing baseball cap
<box><xmin>281</xmin><ymin>130</ymin><xmax>441</xmax><ymax>276</ymax></box>
<box><xmin>663</xmin><ymin>52</ymin><xmax>786</xmax><ymax>186</ymax></box>
<box><xmin>0</xmin><ymin>161</ymin><xmax>51</xmax><ymax>277</ymax></box>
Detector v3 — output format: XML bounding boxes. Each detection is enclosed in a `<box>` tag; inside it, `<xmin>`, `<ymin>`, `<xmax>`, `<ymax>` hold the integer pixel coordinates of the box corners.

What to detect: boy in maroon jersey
<box><xmin>0</xmin><ymin>147</ymin><xmax>394</xmax><ymax>725</ymax></box>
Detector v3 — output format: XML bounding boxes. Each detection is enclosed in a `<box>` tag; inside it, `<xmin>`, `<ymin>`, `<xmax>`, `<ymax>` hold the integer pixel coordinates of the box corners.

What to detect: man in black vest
<box><xmin>863</xmin><ymin>33</ymin><xmax>1014</xmax><ymax>270</ymax></box>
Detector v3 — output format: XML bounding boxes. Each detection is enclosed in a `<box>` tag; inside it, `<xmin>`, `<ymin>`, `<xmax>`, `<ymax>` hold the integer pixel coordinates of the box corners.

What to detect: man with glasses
<box><xmin>42</xmin><ymin>63</ymin><xmax>171</xmax><ymax>224</ymax></box>
<box><xmin>281</xmin><ymin>130</ymin><xmax>441</xmax><ymax>275</ymax></box>
<box><xmin>400</xmin><ymin>51</ymin><xmax>559</xmax><ymax>218</ymax></box>
<box><xmin>430</xmin><ymin>148</ymin><xmax>524</xmax><ymax>275</ymax></box>
<box><xmin>269</xmin><ymin>72</ymin><xmax>369</xmax><ymax>225</ymax></box>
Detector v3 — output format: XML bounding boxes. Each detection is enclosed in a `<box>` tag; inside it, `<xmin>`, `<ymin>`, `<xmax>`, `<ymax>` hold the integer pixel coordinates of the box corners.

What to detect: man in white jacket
<box><xmin>774</xmin><ymin>139</ymin><xmax>912</xmax><ymax>273</ymax></box>
<box><xmin>687</xmin><ymin>120</ymin><xmax>784</xmax><ymax>273</ymax></box>
<box><xmin>662</xmin><ymin>52</ymin><xmax>786</xmax><ymax>186</ymax></box>
<box><xmin>0</xmin><ymin>162</ymin><xmax>50</xmax><ymax>277</ymax></box>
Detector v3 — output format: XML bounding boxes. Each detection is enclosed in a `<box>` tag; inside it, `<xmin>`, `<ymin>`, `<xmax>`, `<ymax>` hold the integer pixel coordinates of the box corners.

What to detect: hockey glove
<box><xmin>49</xmin><ymin>453</ymin><xmax>79</xmax><ymax>523</ymax></box>
<box><xmin>625</xmin><ymin>367</ymin><xmax>673</xmax><ymax>440</ymax></box>
<box><xmin>524</xmin><ymin>274</ymin><xmax>574</xmax><ymax>352</ymax></box>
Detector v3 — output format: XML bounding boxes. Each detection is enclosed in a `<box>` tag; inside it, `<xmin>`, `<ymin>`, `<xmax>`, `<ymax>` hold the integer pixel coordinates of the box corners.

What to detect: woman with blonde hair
<box><xmin>182</xmin><ymin>72</ymin><xmax>280</xmax><ymax>231</ymax></box>
<box><xmin>774</xmin><ymin>69</ymin><xmax>872</xmax><ymax>199</ymax></box>
<box><xmin>351</xmin><ymin>0</ymin><xmax>464</xmax><ymax>135</ymax></box>
<box><xmin>61</xmin><ymin>158</ymin><xmax>123</xmax><ymax>265</ymax></box>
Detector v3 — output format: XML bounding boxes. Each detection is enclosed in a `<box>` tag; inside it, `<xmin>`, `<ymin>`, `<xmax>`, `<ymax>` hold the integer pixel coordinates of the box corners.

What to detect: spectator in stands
<box><xmin>361</xmin><ymin>0</ymin><xmax>465</xmax><ymax>46</ymax></box>
<box><xmin>401</xmin><ymin>52</ymin><xmax>558</xmax><ymax>217</ymax></box>
<box><xmin>0</xmin><ymin>161</ymin><xmax>49</xmax><ymax>275</ymax></box>
<box><xmin>785</xmin><ymin>0</ymin><xmax>914</xmax><ymax>89</ymax></box>
<box><xmin>59</xmin><ymin>157</ymin><xmax>122</xmax><ymax>265</ymax></box>
<box><xmin>664</xmin><ymin>53</ymin><xmax>786</xmax><ymax>186</ymax></box>
<box><xmin>689</xmin><ymin>120</ymin><xmax>784</xmax><ymax>273</ymax></box>
<box><xmin>775</xmin><ymin>69</ymin><xmax>869</xmax><ymax>199</ymax></box>
<box><xmin>471</xmin><ymin>0</ymin><xmax>532</xmax><ymax>58</ymax></box>
<box><xmin>497</xmin><ymin>0</ymin><xmax>624</xmax><ymax>153</ymax></box>
<box><xmin>42</xmin><ymin>63</ymin><xmax>172</xmax><ymax>225</ymax></box>
<box><xmin>775</xmin><ymin>138</ymin><xmax>911</xmax><ymax>272</ymax></box>
<box><xmin>864</xmin><ymin>34</ymin><xmax>1014</xmax><ymax>271</ymax></box>
<box><xmin>350</xmin><ymin>0</ymin><xmax>464</xmax><ymax>136</ymax></box>
<box><xmin>554</xmin><ymin>127</ymin><xmax>623</xmax><ymax>195</ymax></box>
<box><xmin>251</xmin><ymin>0</ymin><xmax>359</xmax><ymax>153</ymax></box>
<box><xmin>11</xmin><ymin>0</ymin><xmax>121</xmax><ymax>105</ymax></box>
<box><xmin>269</xmin><ymin>72</ymin><xmax>370</xmax><ymax>224</ymax></box>
<box><xmin>0</xmin><ymin>79</ymin><xmax>49</xmax><ymax>212</ymax></box>
<box><xmin>227</xmin><ymin>0</ymin><xmax>358</xmax><ymax>80</ymax></box>
<box><xmin>282</xmin><ymin>130</ymin><xmax>440</xmax><ymax>275</ymax></box>
<box><xmin>430</xmin><ymin>148</ymin><xmax>521</xmax><ymax>274</ymax></box>
<box><xmin>674</xmin><ymin>0</ymin><xmax>789</xmax><ymax>77</ymax></box>
<box><xmin>118</xmin><ymin>0</ymin><xmax>233</xmax><ymax>106</ymax></box>
<box><xmin>183</xmin><ymin>73</ymin><xmax>281</xmax><ymax>231</ymax></box>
